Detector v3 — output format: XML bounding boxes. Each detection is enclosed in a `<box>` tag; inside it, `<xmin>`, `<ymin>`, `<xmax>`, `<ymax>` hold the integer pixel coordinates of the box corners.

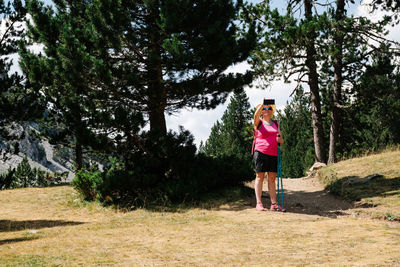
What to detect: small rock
<box><xmin>308</xmin><ymin>162</ymin><xmax>327</xmax><ymax>172</ymax></box>
<box><xmin>306</xmin><ymin>162</ymin><xmax>327</xmax><ymax>178</ymax></box>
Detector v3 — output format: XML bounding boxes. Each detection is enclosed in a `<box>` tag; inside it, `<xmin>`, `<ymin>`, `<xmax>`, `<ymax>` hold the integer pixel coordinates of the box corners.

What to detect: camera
<box><xmin>264</xmin><ymin>99</ymin><xmax>275</xmax><ymax>105</ymax></box>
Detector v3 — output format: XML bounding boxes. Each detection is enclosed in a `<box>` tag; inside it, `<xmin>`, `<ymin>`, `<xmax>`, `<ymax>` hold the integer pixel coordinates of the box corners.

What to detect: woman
<box><xmin>252</xmin><ymin>99</ymin><xmax>284</xmax><ymax>211</ymax></box>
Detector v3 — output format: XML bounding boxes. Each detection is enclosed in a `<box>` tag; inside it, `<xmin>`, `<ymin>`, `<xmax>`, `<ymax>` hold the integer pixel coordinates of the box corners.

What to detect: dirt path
<box><xmin>247</xmin><ymin>177</ymin><xmax>354</xmax><ymax>218</ymax></box>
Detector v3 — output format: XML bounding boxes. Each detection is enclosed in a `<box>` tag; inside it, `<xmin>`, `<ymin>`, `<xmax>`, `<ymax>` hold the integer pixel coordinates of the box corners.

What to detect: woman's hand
<box><xmin>253</xmin><ymin>104</ymin><xmax>265</xmax><ymax>129</ymax></box>
<box><xmin>276</xmin><ymin>134</ymin><xmax>284</xmax><ymax>145</ymax></box>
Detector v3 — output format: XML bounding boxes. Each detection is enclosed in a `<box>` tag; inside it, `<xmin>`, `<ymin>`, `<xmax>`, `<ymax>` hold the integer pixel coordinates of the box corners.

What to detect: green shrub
<box><xmin>75</xmin><ymin>129</ymin><xmax>254</xmax><ymax>209</ymax></box>
<box><xmin>71</xmin><ymin>170</ymin><xmax>102</xmax><ymax>201</ymax></box>
<box><xmin>97</xmin><ymin>168</ymin><xmax>159</xmax><ymax>207</ymax></box>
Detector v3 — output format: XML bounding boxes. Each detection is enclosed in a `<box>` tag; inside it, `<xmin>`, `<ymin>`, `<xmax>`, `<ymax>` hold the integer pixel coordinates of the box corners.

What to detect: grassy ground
<box><xmin>318</xmin><ymin>148</ymin><xmax>400</xmax><ymax>221</ymax></box>
<box><xmin>1</xmin><ymin>184</ymin><xmax>399</xmax><ymax>266</ymax></box>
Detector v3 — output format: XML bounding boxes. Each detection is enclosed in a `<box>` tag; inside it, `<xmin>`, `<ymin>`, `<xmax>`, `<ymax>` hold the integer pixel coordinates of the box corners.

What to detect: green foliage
<box><xmin>339</xmin><ymin>49</ymin><xmax>400</xmax><ymax>158</ymax></box>
<box><xmin>74</xmin><ymin>128</ymin><xmax>253</xmax><ymax>208</ymax></box>
<box><xmin>277</xmin><ymin>87</ymin><xmax>314</xmax><ymax>177</ymax></box>
<box><xmin>0</xmin><ymin>167</ymin><xmax>15</xmax><ymax>189</ymax></box>
<box><xmin>13</xmin><ymin>156</ymin><xmax>36</xmax><ymax>188</ymax></box>
<box><xmin>243</xmin><ymin>0</ymin><xmax>395</xmax><ymax>164</ymax></box>
<box><xmin>202</xmin><ymin>90</ymin><xmax>253</xmax><ymax>160</ymax></box>
<box><xmin>71</xmin><ymin>170</ymin><xmax>102</xmax><ymax>201</ymax></box>
<box><xmin>1</xmin><ymin>0</ymin><xmax>44</xmax><ymax>132</ymax></box>
<box><xmin>20</xmin><ymin>0</ymin><xmax>256</xmax><ymax>174</ymax></box>
<box><xmin>17</xmin><ymin>0</ymin><xmax>257</xmax><ymax>206</ymax></box>
<box><xmin>0</xmin><ymin>156</ymin><xmax>68</xmax><ymax>189</ymax></box>
<box><xmin>0</xmin><ymin>1</ymin><xmax>25</xmax><ymax>96</ymax></box>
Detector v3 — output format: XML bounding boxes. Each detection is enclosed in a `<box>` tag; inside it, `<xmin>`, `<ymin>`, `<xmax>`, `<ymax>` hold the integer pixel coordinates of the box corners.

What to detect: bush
<box><xmin>71</xmin><ymin>170</ymin><xmax>102</xmax><ymax>201</ymax></box>
<box><xmin>92</xmin><ymin>153</ymin><xmax>253</xmax><ymax>208</ymax></box>
<box><xmin>75</xmin><ymin>128</ymin><xmax>254</xmax><ymax>209</ymax></box>
<box><xmin>163</xmin><ymin>153</ymin><xmax>253</xmax><ymax>202</ymax></box>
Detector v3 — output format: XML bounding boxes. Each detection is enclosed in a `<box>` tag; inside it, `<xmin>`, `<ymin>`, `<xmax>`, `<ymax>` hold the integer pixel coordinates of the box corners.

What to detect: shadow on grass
<box><xmin>0</xmin><ymin>219</ymin><xmax>85</xmax><ymax>233</ymax></box>
<box><xmin>271</xmin><ymin>175</ymin><xmax>400</xmax><ymax>218</ymax></box>
<box><xmin>144</xmin><ymin>184</ymin><xmax>255</xmax><ymax>213</ymax></box>
<box><xmin>98</xmin><ymin>176</ymin><xmax>399</xmax><ymax>218</ymax></box>
<box><xmin>162</xmin><ymin>182</ymin><xmax>353</xmax><ymax>218</ymax></box>
<box><xmin>269</xmin><ymin>187</ymin><xmax>354</xmax><ymax>218</ymax></box>
<box><xmin>0</xmin><ymin>236</ymin><xmax>39</xmax><ymax>246</ymax></box>
<box><xmin>326</xmin><ymin>176</ymin><xmax>400</xmax><ymax>202</ymax></box>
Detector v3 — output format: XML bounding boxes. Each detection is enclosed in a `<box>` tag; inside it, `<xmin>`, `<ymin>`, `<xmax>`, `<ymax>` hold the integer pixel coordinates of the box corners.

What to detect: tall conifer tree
<box><xmin>20</xmin><ymin>0</ymin><xmax>256</xmax><ymax>173</ymax></box>
<box><xmin>245</xmin><ymin>0</ymin><xmax>396</xmax><ymax>164</ymax></box>
<box><xmin>202</xmin><ymin>90</ymin><xmax>252</xmax><ymax>160</ymax></box>
<box><xmin>276</xmin><ymin>87</ymin><xmax>314</xmax><ymax>177</ymax></box>
<box><xmin>320</xmin><ymin>0</ymin><xmax>394</xmax><ymax>163</ymax></box>
<box><xmin>87</xmin><ymin>0</ymin><xmax>257</xmax><ymax>147</ymax></box>
<box><xmin>1</xmin><ymin>0</ymin><xmax>41</xmax><ymax>123</ymax></box>
<box><xmin>19</xmin><ymin>0</ymin><xmax>106</xmax><ymax>170</ymax></box>
<box><xmin>246</xmin><ymin>0</ymin><xmax>326</xmax><ymax>163</ymax></box>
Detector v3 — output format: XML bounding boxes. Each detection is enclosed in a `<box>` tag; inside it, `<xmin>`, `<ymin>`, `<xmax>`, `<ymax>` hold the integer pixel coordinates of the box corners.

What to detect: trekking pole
<box><xmin>276</xmin><ymin>134</ymin><xmax>286</xmax><ymax>212</ymax></box>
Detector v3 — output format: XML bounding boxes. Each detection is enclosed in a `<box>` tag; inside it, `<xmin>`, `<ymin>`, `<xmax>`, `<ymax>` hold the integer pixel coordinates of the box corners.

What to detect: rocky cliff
<box><xmin>0</xmin><ymin>122</ymin><xmax>74</xmax><ymax>180</ymax></box>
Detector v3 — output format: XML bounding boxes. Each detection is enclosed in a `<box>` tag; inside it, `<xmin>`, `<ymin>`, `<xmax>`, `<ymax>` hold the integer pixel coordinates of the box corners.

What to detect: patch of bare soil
<box><xmin>246</xmin><ymin>177</ymin><xmax>354</xmax><ymax>218</ymax></box>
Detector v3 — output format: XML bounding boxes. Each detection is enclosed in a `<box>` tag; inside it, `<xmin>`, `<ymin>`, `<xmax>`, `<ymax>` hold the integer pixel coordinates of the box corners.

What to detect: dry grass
<box><xmin>318</xmin><ymin>148</ymin><xmax>400</xmax><ymax>221</ymax></box>
<box><xmin>1</xmin><ymin>185</ymin><xmax>400</xmax><ymax>266</ymax></box>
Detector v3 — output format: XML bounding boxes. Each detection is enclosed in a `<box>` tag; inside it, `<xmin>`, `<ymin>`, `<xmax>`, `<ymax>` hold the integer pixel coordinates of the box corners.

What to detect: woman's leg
<box><xmin>255</xmin><ymin>172</ymin><xmax>265</xmax><ymax>204</ymax></box>
<box><xmin>267</xmin><ymin>172</ymin><xmax>277</xmax><ymax>205</ymax></box>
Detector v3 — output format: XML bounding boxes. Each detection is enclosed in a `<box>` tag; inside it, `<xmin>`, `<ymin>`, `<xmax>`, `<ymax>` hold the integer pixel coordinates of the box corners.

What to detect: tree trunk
<box><xmin>328</xmin><ymin>0</ymin><xmax>345</xmax><ymax>164</ymax></box>
<box><xmin>146</xmin><ymin>1</ymin><xmax>167</xmax><ymax>137</ymax></box>
<box><xmin>73</xmin><ymin>108</ymin><xmax>83</xmax><ymax>171</ymax></box>
<box><xmin>75</xmin><ymin>140</ymin><xmax>83</xmax><ymax>171</ymax></box>
<box><xmin>304</xmin><ymin>0</ymin><xmax>326</xmax><ymax>163</ymax></box>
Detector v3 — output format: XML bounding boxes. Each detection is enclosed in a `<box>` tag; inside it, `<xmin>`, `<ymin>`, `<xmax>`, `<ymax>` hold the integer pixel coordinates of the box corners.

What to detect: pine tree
<box><xmin>245</xmin><ymin>0</ymin><xmax>326</xmax><ymax>163</ymax></box>
<box><xmin>1</xmin><ymin>0</ymin><xmax>43</xmax><ymax>124</ymax></box>
<box><xmin>19</xmin><ymin>0</ymin><xmax>115</xmax><ymax>170</ymax></box>
<box><xmin>277</xmin><ymin>87</ymin><xmax>314</xmax><ymax>177</ymax></box>
<box><xmin>13</xmin><ymin>156</ymin><xmax>35</xmax><ymax>188</ymax></box>
<box><xmin>220</xmin><ymin>90</ymin><xmax>252</xmax><ymax>159</ymax></box>
<box><xmin>341</xmin><ymin>49</ymin><xmax>400</xmax><ymax>156</ymax></box>
<box><xmin>1</xmin><ymin>0</ymin><xmax>25</xmax><ymax>110</ymax></box>
<box><xmin>202</xmin><ymin>90</ymin><xmax>252</xmax><ymax>160</ymax></box>
<box><xmin>202</xmin><ymin>120</ymin><xmax>224</xmax><ymax>157</ymax></box>
<box><xmin>245</xmin><ymin>0</ymin><xmax>396</xmax><ymax>164</ymax></box>
<box><xmin>320</xmin><ymin>0</ymin><xmax>394</xmax><ymax>163</ymax></box>
<box><xmin>21</xmin><ymin>0</ymin><xmax>257</xmax><ymax>173</ymax></box>
<box><xmin>86</xmin><ymin>0</ymin><xmax>257</xmax><ymax>146</ymax></box>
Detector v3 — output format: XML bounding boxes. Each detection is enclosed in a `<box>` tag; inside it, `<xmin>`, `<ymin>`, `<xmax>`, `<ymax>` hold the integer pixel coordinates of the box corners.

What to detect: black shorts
<box><xmin>253</xmin><ymin>150</ymin><xmax>277</xmax><ymax>173</ymax></box>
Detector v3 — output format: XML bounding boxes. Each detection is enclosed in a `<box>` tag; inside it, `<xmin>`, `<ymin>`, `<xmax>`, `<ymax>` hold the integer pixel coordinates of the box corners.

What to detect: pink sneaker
<box><xmin>256</xmin><ymin>202</ymin><xmax>265</xmax><ymax>211</ymax></box>
<box><xmin>270</xmin><ymin>203</ymin><xmax>285</xmax><ymax>211</ymax></box>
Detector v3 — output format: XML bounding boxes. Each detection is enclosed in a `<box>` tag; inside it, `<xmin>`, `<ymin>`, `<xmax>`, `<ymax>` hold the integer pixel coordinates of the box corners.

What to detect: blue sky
<box><xmin>19</xmin><ymin>1</ymin><xmax>400</xmax><ymax>147</ymax></box>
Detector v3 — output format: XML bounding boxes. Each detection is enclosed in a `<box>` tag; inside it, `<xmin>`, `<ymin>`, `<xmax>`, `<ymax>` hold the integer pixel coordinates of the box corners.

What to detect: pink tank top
<box><xmin>254</xmin><ymin>121</ymin><xmax>279</xmax><ymax>156</ymax></box>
